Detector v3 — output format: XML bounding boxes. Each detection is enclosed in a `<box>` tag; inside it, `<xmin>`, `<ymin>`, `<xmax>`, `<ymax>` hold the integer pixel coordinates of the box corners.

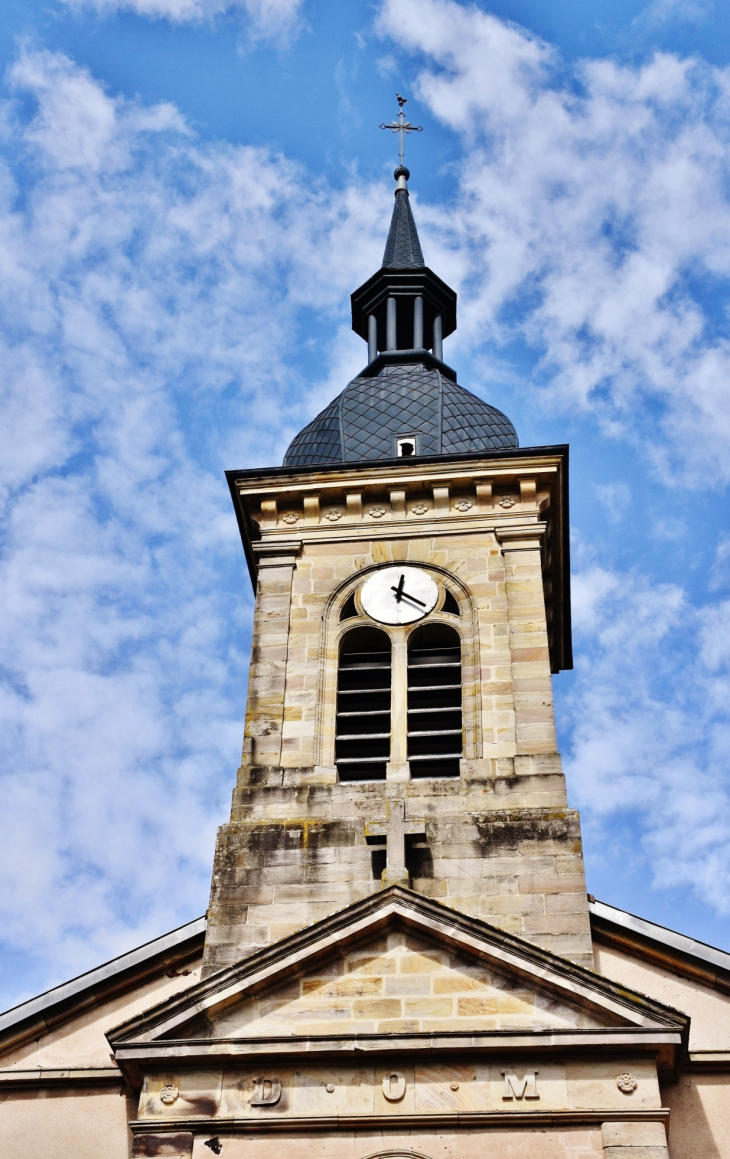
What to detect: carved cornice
<box><xmin>495</xmin><ymin>523</ymin><xmax>546</xmax><ymax>552</ymax></box>
<box><xmin>251</xmin><ymin>540</ymin><xmax>301</xmax><ymax>569</ymax></box>
<box><xmin>226</xmin><ymin>445</ymin><xmax>572</xmax><ymax>672</ymax></box>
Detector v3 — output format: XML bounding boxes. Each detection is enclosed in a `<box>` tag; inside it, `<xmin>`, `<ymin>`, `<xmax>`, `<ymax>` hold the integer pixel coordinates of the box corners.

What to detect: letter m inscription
<box><xmin>502</xmin><ymin>1069</ymin><xmax>539</xmax><ymax>1100</ymax></box>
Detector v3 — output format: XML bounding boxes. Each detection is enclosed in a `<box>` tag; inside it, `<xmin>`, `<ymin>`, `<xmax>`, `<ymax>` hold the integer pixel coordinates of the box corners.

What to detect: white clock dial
<box><xmin>360</xmin><ymin>566</ymin><xmax>439</xmax><ymax>625</ymax></box>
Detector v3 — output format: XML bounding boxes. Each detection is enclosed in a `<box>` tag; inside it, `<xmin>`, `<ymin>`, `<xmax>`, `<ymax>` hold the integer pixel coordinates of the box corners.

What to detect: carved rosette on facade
<box><xmin>616</xmin><ymin>1072</ymin><xmax>638</xmax><ymax>1094</ymax></box>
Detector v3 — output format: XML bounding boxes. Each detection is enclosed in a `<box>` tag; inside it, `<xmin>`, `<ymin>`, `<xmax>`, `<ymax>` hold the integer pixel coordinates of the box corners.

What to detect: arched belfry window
<box><xmin>336</xmin><ymin>627</ymin><xmax>391</xmax><ymax>782</ymax></box>
<box><xmin>407</xmin><ymin>623</ymin><xmax>462</xmax><ymax>778</ymax></box>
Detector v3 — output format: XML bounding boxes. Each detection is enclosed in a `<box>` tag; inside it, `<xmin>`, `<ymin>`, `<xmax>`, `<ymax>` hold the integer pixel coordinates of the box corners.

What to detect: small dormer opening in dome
<box><xmin>397</xmin><ymin>438</ymin><xmax>416</xmax><ymax>457</ymax></box>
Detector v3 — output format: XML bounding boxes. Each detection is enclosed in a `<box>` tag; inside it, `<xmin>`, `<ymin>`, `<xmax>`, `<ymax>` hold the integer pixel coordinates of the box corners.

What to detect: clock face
<box><xmin>360</xmin><ymin>566</ymin><xmax>439</xmax><ymax>625</ymax></box>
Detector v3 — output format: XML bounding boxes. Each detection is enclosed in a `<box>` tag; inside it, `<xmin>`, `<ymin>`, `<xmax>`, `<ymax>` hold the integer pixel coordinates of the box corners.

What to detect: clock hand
<box><xmin>391</xmin><ymin>574</ymin><xmax>406</xmax><ymax>602</ymax></box>
<box><xmin>390</xmin><ymin>575</ymin><xmax>427</xmax><ymax>608</ymax></box>
<box><xmin>400</xmin><ymin>587</ymin><xmax>426</xmax><ymax>607</ymax></box>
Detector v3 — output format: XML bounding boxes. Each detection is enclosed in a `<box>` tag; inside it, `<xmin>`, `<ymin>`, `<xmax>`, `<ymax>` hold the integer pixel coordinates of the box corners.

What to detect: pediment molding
<box><xmin>108</xmin><ymin>888</ymin><xmax>688</xmax><ymax>1060</ymax></box>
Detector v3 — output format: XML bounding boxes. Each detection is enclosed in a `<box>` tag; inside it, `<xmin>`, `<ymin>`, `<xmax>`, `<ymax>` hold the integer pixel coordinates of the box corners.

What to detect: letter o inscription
<box><xmin>382</xmin><ymin>1071</ymin><xmax>407</xmax><ymax>1102</ymax></box>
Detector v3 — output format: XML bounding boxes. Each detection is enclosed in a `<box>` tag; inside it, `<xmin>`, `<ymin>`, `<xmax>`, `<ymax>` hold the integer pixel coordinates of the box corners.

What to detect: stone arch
<box><xmin>360</xmin><ymin>1152</ymin><xmax>434</xmax><ymax>1159</ymax></box>
<box><xmin>315</xmin><ymin>562</ymin><xmax>481</xmax><ymax>771</ymax></box>
<box><xmin>335</xmin><ymin>624</ymin><xmax>392</xmax><ymax>782</ymax></box>
<box><xmin>406</xmin><ymin>620</ymin><xmax>464</xmax><ymax>777</ymax></box>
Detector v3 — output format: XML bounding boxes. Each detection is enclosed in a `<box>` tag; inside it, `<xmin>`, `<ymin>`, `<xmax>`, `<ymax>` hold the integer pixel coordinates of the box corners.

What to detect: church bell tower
<box><xmin>112</xmin><ymin>108</ymin><xmax>685</xmax><ymax>1159</ymax></box>
<box><xmin>202</xmin><ymin>135</ymin><xmax>593</xmax><ymax>978</ymax></box>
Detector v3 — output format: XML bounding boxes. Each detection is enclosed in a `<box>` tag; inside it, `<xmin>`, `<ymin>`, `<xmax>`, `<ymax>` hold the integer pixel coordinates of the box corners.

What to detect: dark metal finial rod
<box><xmin>380</xmin><ymin>93</ymin><xmax>423</xmax><ymax>170</ymax></box>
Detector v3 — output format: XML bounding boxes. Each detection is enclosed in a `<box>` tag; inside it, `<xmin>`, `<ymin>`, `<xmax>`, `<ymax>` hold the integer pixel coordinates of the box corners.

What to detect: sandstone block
<box><xmin>545</xmin><ymin>891</ymin><xmax>588</xmax><ymax>913</ymax></box>
<box><xmin>602</xmin><ymin>1123</ymin><xmax>667</xmax><ymax>1148</ymax></box>
<box><xmin>404</xmin><ymin>998</ymin><xmax>454</xmax><ymax>1017</ymax></box>
<box><xmin>524</xmin><ymin>912</ymin><xmax>589</xmax><ymax>935</ymax></box>
<box><xmin>518</xmin><ymin>872</ymin><xmax>586</xmax><ymax>894</ymax></box>
<box><xmin>354</xmin><ymin>998</ymin><xmax>401</xmax><ymax>1019</ymax></box>
<box><xmin>457</xmin><ymin>996</ymin><xmax>498</xmax><ymax>1016</ymax></box>
<box><xmin>398</xmin><ymin>951</ymin><xmax>447</xmax><ymax>973</ymax></box>
<box><xmin>384</xmin><ymin>976</ymin><xmax>431</xmax><ymax>996</ymax></box>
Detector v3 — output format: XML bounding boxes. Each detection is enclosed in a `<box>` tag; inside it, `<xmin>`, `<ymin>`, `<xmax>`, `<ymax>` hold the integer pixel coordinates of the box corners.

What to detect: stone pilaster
<box><xmin>497</xmin><ymin>523</ymin><xmax>557</xmax><ymax>755</ymax></box>
<box><xmin>601</xmin><ymin>1121</ymin><xmax>669</xmax><ymax>1158</ymax></box>
<box><xmin>240</xmin><ymin>540</ymin><xmax>300</xmax><ymax>770</ymax></box>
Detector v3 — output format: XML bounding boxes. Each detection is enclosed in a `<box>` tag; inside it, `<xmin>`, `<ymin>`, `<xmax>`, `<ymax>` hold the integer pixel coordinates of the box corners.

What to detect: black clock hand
<box><xmin>391</xmin><ymin>574</ymin><xmax>406</xmax><ymax>602</ymax></box>
<box><xmin>391</xmin><ymin>575</ymin><xmax>427</xmax><ymax>608</ymax></box>
<box><xmin>400</xmin><ymin>587</ymin><xmax>426</xmax><ymax>607</ymax></box>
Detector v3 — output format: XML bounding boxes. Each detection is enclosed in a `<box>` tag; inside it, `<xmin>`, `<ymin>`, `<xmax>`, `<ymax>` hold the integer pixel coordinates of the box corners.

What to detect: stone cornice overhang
<box><xmin>225</xmin><ymin>443</ymin><xmax>572</xmax><ymax>672</ymax></box>
<box><xmin>113</xmin><ymin>1027</ymin><xmax>684</xmax><ymax>1091</ymax></box>
<box><xmin>0</xmin><ymin>1066</ymin><xmax>122</xmax><ymax>1090</ymax></box>
<box><xmin>127</xmin><ymin>1108</ymin><xmax>671</xmax><ymax>1136</ymax></box>
<box><xmin>589</xmin><ymin>898</ymin><xmax>730</xmax><ymax>997</ymax></box>
<box><xmin>108</xmin><ymin>887</ymin><xmax>688</xmax><ymax>1086</ymax></box>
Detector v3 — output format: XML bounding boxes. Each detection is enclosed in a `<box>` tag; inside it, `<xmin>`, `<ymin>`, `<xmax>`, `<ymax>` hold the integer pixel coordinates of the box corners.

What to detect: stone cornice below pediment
<box><xmin>128</xmin><ymin>1107</ymin><xmax>671</xmax><ymax>1136</ymax></box>
<box><xmin>115</xmin><ymin>1026</ymin><xmax>683</xmax><ymax>1056</ymax></box>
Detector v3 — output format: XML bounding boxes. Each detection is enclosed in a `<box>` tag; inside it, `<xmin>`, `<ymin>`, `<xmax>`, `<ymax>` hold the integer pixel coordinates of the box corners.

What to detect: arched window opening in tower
<box><xmin>407</xmin><ymin>623</ymin><xmax>462</xmax><ymax>778</ymax></box>
<box><xmin>336</xmin><ymin>626</ymin><xmax>392</xmax><ymax>782</ymax></box>
<box><xmin>442</xmin><ymin>588</ymin><xmax>460</xmax><ymax>616</ymax></box>
<box><xmin>339</xmin><ymin>592</ymin><xmax>358</xmax><ymax>621</ymax></box>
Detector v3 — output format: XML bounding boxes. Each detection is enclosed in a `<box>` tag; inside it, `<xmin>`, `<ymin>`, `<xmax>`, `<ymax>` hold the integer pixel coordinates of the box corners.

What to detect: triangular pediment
<box><xmin>186</xmin><ymin>928</ymin><xmax>611</xmax><ymax>1039</ymax></box>
<box><xmin>108</xmin><ymin>888</ymin><xmax>687</xmax><ymax>1049</ymax></box>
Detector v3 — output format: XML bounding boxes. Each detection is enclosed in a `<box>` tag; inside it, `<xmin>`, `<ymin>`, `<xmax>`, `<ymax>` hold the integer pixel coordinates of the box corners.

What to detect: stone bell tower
<box><xmin>202</xmin><ymin>152</ymin><xmax>592</xmax><ymax>978</ymax></box>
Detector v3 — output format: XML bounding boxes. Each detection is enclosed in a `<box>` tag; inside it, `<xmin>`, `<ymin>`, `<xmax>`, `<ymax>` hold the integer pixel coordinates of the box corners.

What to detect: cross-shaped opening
<box><xmin>365</xmin><ymin>799</ymin><xmax>427</xmax><ymax>886</ymax></box>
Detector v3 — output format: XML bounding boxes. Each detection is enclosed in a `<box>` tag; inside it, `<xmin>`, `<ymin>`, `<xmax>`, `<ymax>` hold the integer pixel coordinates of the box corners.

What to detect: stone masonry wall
<box><xmin>204</xmin><ymin>463</ymin><xmax>593</xmax><ymax>977</ymax></box>
<box><xmin>204</xmin><ymin>773</ymin><xmax>591</xmax><ymax>975</ymax></box>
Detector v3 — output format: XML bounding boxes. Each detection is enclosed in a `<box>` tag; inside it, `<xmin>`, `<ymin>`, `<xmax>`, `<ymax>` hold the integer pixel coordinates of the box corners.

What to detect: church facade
<box><xmin>1</xmin><ymin>156</ymin><xmax>730</xmax><ymax>1159</ymax></box>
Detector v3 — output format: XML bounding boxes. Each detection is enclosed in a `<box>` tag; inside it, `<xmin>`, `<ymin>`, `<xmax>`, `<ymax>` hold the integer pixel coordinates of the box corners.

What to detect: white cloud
<box><xmin>0</xmin><ymin>47</ymin><xmax>384</xmax><ymax>1002</ymax></box>
<box><xmin>5</xmin><ymin>0</ymin><xmax>730</xmax><ymax>1000</ymax></box>
<box><xmin>371</xmin><ymin>1</ymin><xmax>730</xmax><ymax>914</ymax></box>
<box><xmin>377</xmin><ymin>0</ymin><xmax>730</xmax><ymax>485</ymax></box>
<box><xmin>594</xmin><ymin>482</ymin><xmax>631</xmax><ymax>524</ymax></box>
<box><xmin>710</xmin><ymin>536</ymin><xmax>730</xmax><ymax>592</ymax></box>
<box><xmin>60</xmin><ymin>0</ymin><xmax>305</xmax><ymax>42</ymax></box>
<box><xmin>563</xmin><ymin>565</ymin><xmax>730</xmax><ymax>913</ymax></box>
<box><xmin>636</xmin><ymin>0</ymin><xmax>712</xmax><ymax>30</ymax></box>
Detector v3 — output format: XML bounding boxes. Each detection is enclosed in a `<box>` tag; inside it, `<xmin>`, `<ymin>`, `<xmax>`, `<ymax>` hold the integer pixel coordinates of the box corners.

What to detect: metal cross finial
<box><xmin>380</xmin><ymin>93</ymin><xmax>423</xmax><ymax>169</ymax></box>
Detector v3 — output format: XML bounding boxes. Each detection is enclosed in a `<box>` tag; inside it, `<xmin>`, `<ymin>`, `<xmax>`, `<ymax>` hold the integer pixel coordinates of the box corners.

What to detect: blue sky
<box><xmin>1</xmin><ymin>0</ymin><xmax>730</xmax><ymax>1011</ymax></box>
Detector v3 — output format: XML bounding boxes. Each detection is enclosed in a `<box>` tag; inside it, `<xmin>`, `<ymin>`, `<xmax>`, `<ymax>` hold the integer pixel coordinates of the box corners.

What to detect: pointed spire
<box><xmin>382</xmin><ymin>166</ymin><xmax>424</xmax><ymax>268</ymax></box>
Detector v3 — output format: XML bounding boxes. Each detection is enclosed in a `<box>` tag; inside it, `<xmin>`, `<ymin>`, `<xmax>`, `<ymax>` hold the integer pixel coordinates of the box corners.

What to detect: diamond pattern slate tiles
<box><xmin>283</xmin><ymin>363</ymin><xmax>518</xmax><ymax>467</ymax></box>
<box><xmin>442</xmin><ymin>379</ymin><xmax>518</xmax><ymax>452</ymax></box>
<box><xmin>342</xmin><ymin>365</ymin><xmax>439</xmax><ymax>460</ymax></box>
<box><xmin>382</xmin><ymin>190</ymin><xmax>424</xmax><ymax>268</ymax></box>
<box><xmin>284</xmin><ymin>395</ymin><xmax>342</xmax><ymax>468</ymax></box>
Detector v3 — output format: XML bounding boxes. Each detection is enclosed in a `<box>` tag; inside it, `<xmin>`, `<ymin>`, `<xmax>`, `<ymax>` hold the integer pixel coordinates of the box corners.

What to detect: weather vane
<box><xmin>380</xmin><ymin>93</ymin><xmax>423</xmax><ymax>169</ymax></box>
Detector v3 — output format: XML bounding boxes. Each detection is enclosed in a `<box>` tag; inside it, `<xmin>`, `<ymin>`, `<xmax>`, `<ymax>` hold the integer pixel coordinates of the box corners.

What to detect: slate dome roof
<box><xmin>283</xmin><ymin>144</ymin><xmax>518</xmax><ymax>469</ymax></box>
<box><xmin>283</xmin><ymin>362</ymin><xmax>518</xmax><ymax>468</ymax></box>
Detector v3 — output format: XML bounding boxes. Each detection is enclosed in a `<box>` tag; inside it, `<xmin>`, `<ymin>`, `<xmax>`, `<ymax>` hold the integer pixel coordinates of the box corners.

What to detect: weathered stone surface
<box><xmin>204</xmin><ymin>455</ymin><xmax>592</xmax><ymax>976</ymax></box>
<box><xmin>195</xmin><ymin>931</ymin><xmax>607</xmax><ymax>1039</ymax></box>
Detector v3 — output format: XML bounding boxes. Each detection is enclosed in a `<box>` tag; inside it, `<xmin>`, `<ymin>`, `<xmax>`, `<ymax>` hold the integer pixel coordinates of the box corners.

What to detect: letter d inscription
<box><xmin>250</xmin><ymin>1077</ymin><xmax>282</xmax><ymax>1106</ymax></box>
<box><xmin>502</xmin><ymin>1070</ymin><xmax>539</xmax><ymax>1100</ymax></box>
